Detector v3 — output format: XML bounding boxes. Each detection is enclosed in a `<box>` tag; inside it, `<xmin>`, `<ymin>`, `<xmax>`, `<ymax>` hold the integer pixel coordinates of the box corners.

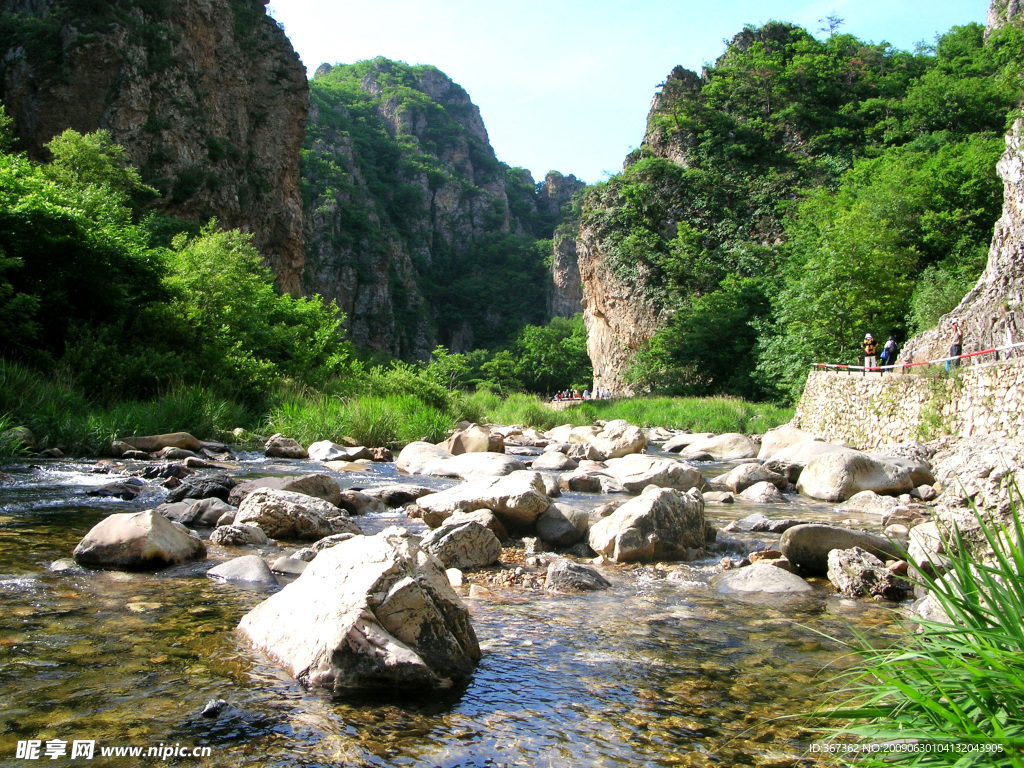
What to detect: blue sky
<box><xmin>268</xmin><ymin>0</ymin><xmax>991</xmax><ymax>184</ymax></box>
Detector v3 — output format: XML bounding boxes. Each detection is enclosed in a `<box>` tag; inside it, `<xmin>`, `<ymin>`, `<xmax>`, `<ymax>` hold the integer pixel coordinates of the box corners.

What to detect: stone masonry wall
<box><xmin>793</xmin><ymin>360</ymin><xmax>1024</xmax><ymax>450</ymax></box>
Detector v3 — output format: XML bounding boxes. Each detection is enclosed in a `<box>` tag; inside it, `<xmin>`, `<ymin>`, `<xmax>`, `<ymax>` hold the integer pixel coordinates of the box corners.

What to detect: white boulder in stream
<box><xmin>422</xmin><ymin>452</ymin><xmax>526</xmax><ymax>481</ymax></box>
<box><xmin>234</xmin><ymin>488</ymin><xmax>361</xmax><ymax>541</ymax></box>
<box><xmin>796</xmin><ymin>448</ymin><xmax>915</xmax><ymax>502</ymax></box>
<box><xmin>419</xmin><ymin>521</ymin><xmax>502</xmax><ymax>570</ymax></box>
<box><xmin>416</xmin><ymin>472</ymin><xmax>551</xmax><ymax>531</ymax></box>
<box><xmin>238</xmin><ymin>527</ymin><xmax>481</xmax><ymax>693</ymax></box>
<box><xmin>710</xmin><ymin>563</ymin><xmax>814</xmax><ymax>595</ymax></box>
<box><xmin>588</xmin><ymin>487</ymin><xmax>706</xmax><ymax>563</ymax></box>
<box><xmin>73</xmin><ymin>510</ymin><xmax>206</xmax><ymax>570</ymax></box>
<box><xmin>603</xmin><ymin>454</ymin><xmax>703</xmax><ymax>494</ymax></box>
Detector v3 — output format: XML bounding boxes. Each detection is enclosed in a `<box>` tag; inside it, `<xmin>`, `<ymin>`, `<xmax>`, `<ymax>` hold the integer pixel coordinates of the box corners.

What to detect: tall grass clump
<box><xmin>563</xmin><ymin>396</ymin><xmax>793</xmax><ymax>433</ymax></box>
<box><xmin>0</xmin><ymin>412</ymin><xmax>27</xmax><ymax>462</ymax></box>
<box><xmin>461</xmin><ymin>391</ymin><xmax>565</xmax><ymax>431</ymax></box>
<box><xmin>816</xmin><ymin>492</ymin><xmax>1024</xmax><ymax>765</ymax></box>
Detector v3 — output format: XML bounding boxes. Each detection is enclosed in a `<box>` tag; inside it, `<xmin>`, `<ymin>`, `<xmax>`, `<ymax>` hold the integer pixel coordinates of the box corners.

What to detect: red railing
<box><xmin>812</xmin><ymin>341</ymin><xmax>1024</xmax><ymax>373</ymax></box>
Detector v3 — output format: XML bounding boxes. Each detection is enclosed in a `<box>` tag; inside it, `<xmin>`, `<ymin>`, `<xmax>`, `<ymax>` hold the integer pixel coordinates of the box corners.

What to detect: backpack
<box><xmin>882</xmin><ymin>339</ymin><xmax>897</xmax><ymax>361</ymax></box>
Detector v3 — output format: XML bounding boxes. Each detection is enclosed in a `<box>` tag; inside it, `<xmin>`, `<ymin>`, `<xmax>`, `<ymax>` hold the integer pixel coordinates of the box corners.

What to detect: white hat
<box><xmin>865</xmin><ymin>333</ymin><xmax>873</xmax><ymax>340</ymax></box>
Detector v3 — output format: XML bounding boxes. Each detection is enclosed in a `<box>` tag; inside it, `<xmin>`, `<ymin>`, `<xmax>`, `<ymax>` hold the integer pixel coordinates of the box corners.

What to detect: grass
<box><xmin>0</xmin><ymin>356</ymin><xmax>793</xmax><ymax>457</ymax></box>
<box><xmin>0</xmin><ymin>358</ymin><xmax>251</xmax><ymax>456</ymax></box>
<box><xmin>463</xmin><ymin>392</ymin><xmax>793</xmax><ymax>434</ymax></box>
<box><xmin>815</xmin><ymin>491</ymin><xmax>1024</xmax><ymax>765</ymax></box>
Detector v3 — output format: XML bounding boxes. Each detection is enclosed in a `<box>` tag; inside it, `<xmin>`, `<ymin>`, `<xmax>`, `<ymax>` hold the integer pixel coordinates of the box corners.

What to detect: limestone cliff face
<box><xmin>302</xmin><ymin>59</ymin><xmax>575</xmax><ymax>357</ymax></box>
<box><xmin>577</xmin><ymin>220</ymin><xmax>663</xmax><ymax>395</ymax></box>
<box><xmin>0</xmin><ymin>0</ymin><xmax>308</xmax><ymax>293</ymax></box>
<box><xmin>543</xmin><ymin>172</ymin><xmax>586</xmax><ymax>319</ymax></box>
<box><xmin>901</xmin><ymin>2</ymin><xmax>1024</xmax><ymax>364</ymax></box>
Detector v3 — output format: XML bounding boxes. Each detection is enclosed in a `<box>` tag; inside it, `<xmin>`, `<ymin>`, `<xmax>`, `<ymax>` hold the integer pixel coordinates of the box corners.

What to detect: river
<box><xmin>0</xmin><ymin>451</ymin><xmax>906</xmax><ymax>767</ymax></box>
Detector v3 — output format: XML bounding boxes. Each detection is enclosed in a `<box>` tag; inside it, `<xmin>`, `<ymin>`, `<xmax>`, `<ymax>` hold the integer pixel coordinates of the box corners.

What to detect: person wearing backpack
<box><xmin>880</xmin><ymin>335</ymin><xmax>898</xmax><ymax>372</ymax></box>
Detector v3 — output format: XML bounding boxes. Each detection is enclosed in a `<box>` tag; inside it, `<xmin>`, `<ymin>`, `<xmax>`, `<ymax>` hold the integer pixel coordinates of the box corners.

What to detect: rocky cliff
<box><xmin>302</xmin><ymin>59</ymin><xmax>579</xmax><ymax>357</ymax></box>
<box><xmin>901</xmin><ymin>2</ymin><xmax>1024</xmax><ymax>364</ymax></box>
<box><xmin>0</xmin><ymin>0</ymin><xmax>308</xmax><ymax>292</ymax></box>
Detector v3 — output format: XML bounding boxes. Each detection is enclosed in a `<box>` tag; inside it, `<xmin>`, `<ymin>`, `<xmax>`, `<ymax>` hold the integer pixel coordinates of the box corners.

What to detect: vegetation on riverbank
<box><xmin>817</xmin><ymin>497</ymin><xmax>1024</xmax><ymax>765</ymax></box>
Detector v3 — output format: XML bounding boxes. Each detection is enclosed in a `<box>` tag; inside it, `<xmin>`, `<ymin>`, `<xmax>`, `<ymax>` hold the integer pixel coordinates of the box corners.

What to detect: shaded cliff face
<box><xmin>302</xmin><ymin>59</ymin><xmax>575</xmax><ymax>357</ymax></box>
<box><xmin>0</xmin><ymin>0</ymin><xmax>308</xmax><ymax>292</ymax></box>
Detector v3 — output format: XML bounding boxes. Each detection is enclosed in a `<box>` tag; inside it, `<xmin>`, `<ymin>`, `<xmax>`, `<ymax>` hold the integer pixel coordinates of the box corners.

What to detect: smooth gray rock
<box><xmin>719</xmin><ymin>462</ymin><xmax>786</xmax><ymax>493</ymax></box>
<box><xmin>780</xmin><ymin>524</ymin><xmax>901</xmax><ymax>575</ymax></box>
<box><xmin>710</xmin><ymin>563</ymin><xmax>815</xmax><ymax>594</ymax></box>
<box><xmin>208</xmin><ymin>555</ymin><xmax>278</xmax><ymax>587</ymax></box>
<box><xmin>416</xmin><ymin>472</ymin><xmax>551</xmax><ymax>531</ymax></box>
<box><xmin>681</xmin><ymin>433</ymin><xmax>757</xmax><ymax>460</ymax></box>
<box><xmin>797</xmin><ymin>448</ymin><xmax>915</xmax><ymax>502</ymax></box>
<box><xmin>738</xmin><ymin>481</ymin><xmax>787</xmax><ymax>504</ymax></box>
<box><xmin>158</xmin><ymin>497</ymin><xmax>236</xmax><ymax>527</ymax></box>
<box><xmin>264</xmin><ymin>433</ymin><xmax>308</xmax><ymax>459</ymax></box>
<box><xmin>228</xmin><ymin>474</ymin><xmax>342</xmax><ymax>507</ymax></box>
<box><xmin>535</xmin><ymin>502</ymin><xmax>590</xmax><ymax>547</ymax></box>
<box><xmin>663</xmin><ymin>432</ymin><xmax>715</xmax><ymax>453</ymax></box>
<box><xmin>396</xmin><ymin>442</ymin><xmax>453</xmax><ymax>474</ymax></box>
<box><xmin>336</xmin><ymin>489</ymin><xmax>388</xmax><ymax>516</ymax></box>
<box><xmin>757</xmin><ymin>425</ymin><xmax>815</xmax><ymax>460</ymax></box>
<box><xmin>838</xmin><ymin>490</ymin><xmax>902</xmax><ymax>516</ymax></box>
<box><xmin>308</xmin><ymin>441</ymin><xmax>371</xmax><ymax>462</ymax></box>
<box><xmin>422</xmin><ymin>452</ymin><xmax>526</xmax><ymax>481</ymax></box>
<box><xmin>764</xmin><ymin>440</ymin><xmax>846</xmax><ymax>483</ymax></box>
<box><xmin>530</xmin><ymin>451</ymin><xmax>579</xmax><ymax>472</ymax></box>
<box><xmin>360</xmin><ymin>485</ymin><xmax>434</xmax><ymax>508</ymax></box>
<box><xmin>604</xmin><ymin>454</ymin><xmax>703</xmax><ymax>494</ymax></box>
<box><xmin>545</xmin><ymin>559</ymin><xmax>612</xmax><ymax>593</ymax></box>
<box><xmin>73</xmin><ymin>510</ymin><xmax>206</xmax><ymax>570</ymax></box>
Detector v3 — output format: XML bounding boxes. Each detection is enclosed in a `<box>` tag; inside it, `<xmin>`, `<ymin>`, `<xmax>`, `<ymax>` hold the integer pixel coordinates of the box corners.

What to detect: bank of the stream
<box><xmin>0</xmin><ymin>358</ymin><xmax>792</xmax><ymax>459</ymax></box>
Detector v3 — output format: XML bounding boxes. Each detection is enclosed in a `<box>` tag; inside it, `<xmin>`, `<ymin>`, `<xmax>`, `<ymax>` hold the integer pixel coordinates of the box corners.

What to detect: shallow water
<box><xmin>0</xmin><ymin>455</ymin><xmax>904</xmax><ymax>767</ymax></box>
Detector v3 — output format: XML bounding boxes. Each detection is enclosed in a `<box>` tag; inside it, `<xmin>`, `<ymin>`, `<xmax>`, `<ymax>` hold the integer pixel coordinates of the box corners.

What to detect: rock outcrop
<box><xmin>0</xmin><ymin>0</ymin><xmax>309</xmax><ymax>291</ymax></box>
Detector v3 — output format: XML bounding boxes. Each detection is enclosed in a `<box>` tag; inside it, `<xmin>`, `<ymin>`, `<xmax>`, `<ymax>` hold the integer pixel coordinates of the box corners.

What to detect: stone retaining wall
<box><xmin>793</xmin><ymin>360</ymin><xmax>1024</xmax><ymax>450</ymax></box>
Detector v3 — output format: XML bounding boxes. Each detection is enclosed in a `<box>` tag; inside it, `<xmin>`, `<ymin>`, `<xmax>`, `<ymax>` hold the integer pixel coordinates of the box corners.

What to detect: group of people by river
<box><xmin>861</xmin><ymin>320</ymin><xmax>963</xmax><ymax>371</ymax></box>
<box><xmin>552</xmin><ymin>388</ymin><xmax>612</xmax><ymax>402</ymax></box>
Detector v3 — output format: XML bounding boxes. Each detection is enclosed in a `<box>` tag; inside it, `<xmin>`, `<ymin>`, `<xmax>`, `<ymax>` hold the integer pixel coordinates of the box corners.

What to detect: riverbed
<box><xmin>0</xmin><ymin>452</ymin><xmax>906</xmax><ymax>767</ymax></box>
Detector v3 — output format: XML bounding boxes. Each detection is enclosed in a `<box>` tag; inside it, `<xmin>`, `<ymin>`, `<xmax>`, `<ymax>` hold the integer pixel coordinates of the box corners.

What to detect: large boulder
<box><xmin>307</xmin><ymin>441</ymin><xmax>371</xmax><ymax>462</ymax></box>
<box><xmin>228</xmin><ymin>474</ymin><xmax>342</xmax><ymax>507</ymax></box>
<box><xmin>396</xmin><ymin>442</ymin><xmax>453</xmax><ymax>474</ymax></box>
<box><xmin>118</xmin><ymin>432</ymin><xmax>203</xmax><ymax>455</ymax></box>
<box><xmin>419</xmin><ymin>521</ymin><xmax>502</xmax><ymax>570</ymax></box>
<box><xmin>779</xmin><ymin>524</ymin><xmax>901</xmax><ymax>575</ymax></box>
<box><xmin>718</xmin><ymin>462</ymin><xmax>786</xmax><ymax>493</ymax></box>
<box><xmin>237</xmin><ymin>527</ymin><xmax>481</xmax><ymax>693</ymax></box>
<box><xmin>584</xmin><ymin>420</ymin><xmax>647</xmax><ymax>460</ymax></box>
<box><xmin>446</xmin><ymin>509</ymin><xmax>509</xmax><ymax>542</ymax></box>
<box><xmin>797</xmin><ymin>448</ymin><xmax>915</xmax><ymax>502</ymax></box>
<box><xmin>234</xmin><ymin>488</ymin><xmax>361</xmax><ymax>541</ymax></box>
<box><xmin>73</xmin><ymin>510</ymin><xmax>206</xmax><ymax>570</ymax></box>
<box><xmin>264</xmin><ymin>433</ymin><xmax>308</xmax><ymax>459</ymax></box>
<box><xmin>588</xmin><ymin>487</ymin><xmax>706</xmax><ymax>563</ymax></box>
<box><xmin>757</xmin><ymin>425</ymin><xmax>815</xmax><ymax>460</ymax></box>
<box><xmin>681</xmin><ymin>433</ymin><xmax>758</xmax><ymax>461</ymax></box>
<box><xmin>535</xmin><ymin>502</ymin><xmax>590</xmax><ymax>547</ymax></box>
<box><xmin>710</xmin><ymin>563</ymin><xmax>815</xmax><ymax>595</ymax></box>
<box><xmin>422</xmin><ymin>452</ymin><xmax>526</xmax><ymax>481</ymax></box>
<box><xmin>763</xmin><ymin>440</ymin><xmax>846</xmax><ymax>483</ymax></box>
<box><xmin>440</xmin><ymin>424</ymin><xmax>504</xmax><ymax>455</ymax></box>
<box><xmin>827</xmin><ymin>547</ymin><xmax>909</xmax><ymax>601</ymax></box>
<box><xmin>545</xmin><ymin>559</ymin><xmax>612</xmax><ymax>593</ymax></box>
<box><xmin>416</xmin><ymin>472</ymin><xmax>551</xmax><ymax>531</ymax></box>
<box><xmin>870</xmin><ymin>454</ymin><xmax>936</xmax><ymax>487</ymax></box>
<box><xmin>603</xmin><ymin>454</ymin><xmax>703</xmax><ymax>494</ymax></box>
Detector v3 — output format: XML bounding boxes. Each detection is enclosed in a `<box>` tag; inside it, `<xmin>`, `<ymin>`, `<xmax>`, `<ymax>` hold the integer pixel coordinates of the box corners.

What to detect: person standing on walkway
<box><xmin>862</xmin><ymin>333</ymin><xmax>877</xmax><ymax>370</ymax></box>
<box><xmin>946</xmin><ymin>320</ymin><xmax>963</xmax><ymax>370</ymax></box>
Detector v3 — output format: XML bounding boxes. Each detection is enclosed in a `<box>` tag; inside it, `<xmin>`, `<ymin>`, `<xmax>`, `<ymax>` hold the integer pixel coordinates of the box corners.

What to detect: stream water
<box><xmin>0</xmin><ymin>452</ymin><xmax>906</xmax><ymax>767</ymax></box>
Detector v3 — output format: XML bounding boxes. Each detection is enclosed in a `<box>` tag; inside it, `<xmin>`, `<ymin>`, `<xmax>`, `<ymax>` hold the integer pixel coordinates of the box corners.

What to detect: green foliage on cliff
<box><xmin>585</xmin><ymin>21</ymin><xmax>1018</xmax><ymax>401</ymax></box>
